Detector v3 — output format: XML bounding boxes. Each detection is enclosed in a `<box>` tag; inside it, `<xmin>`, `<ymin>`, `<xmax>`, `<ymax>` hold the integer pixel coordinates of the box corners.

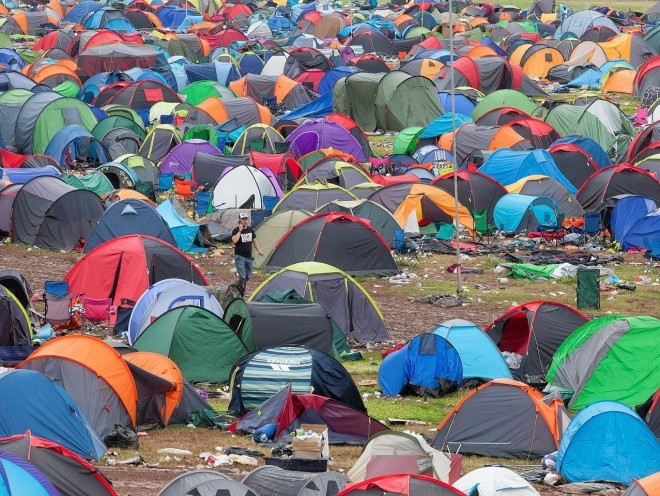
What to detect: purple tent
<box><xmin>159</xmin><ymin>139</ymin><xmax>223</xmax><ymax>175</ymax></box>
<box><xmin>285</xmin><ymin>120</ymin><xmax>367</xmax><ymax>161</ymax></box>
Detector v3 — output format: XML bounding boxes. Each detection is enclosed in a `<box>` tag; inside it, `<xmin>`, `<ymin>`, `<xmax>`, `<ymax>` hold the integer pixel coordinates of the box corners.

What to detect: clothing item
<box><xmin>232</xmin><ymin>226</ymin><xmax>256</xmax><ymax>258</ymax></box>
<box><xmin>235</xmin><ymin>254</ymin><xmax>254</xmax><ymax>282</ymax></box>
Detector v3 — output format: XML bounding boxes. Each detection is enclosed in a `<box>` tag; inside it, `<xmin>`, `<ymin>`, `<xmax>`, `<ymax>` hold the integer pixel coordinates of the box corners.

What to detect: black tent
<box><xmin>11</xmin><ymin>176</ymin><xmax>105</xmax><ymax>251</ymax></box>
<box><xmin>264</xmin><ymin>213</ymin><xmax>398</xmax><ymax>277</ymax></box>
<box><xmin>243</xmin><ymin>466</ymin><xmax>349</xmax><ymax>496</ymax></box>
<box><xmin>228</xmin><ymin>345</ymin><xmax>365</xmax><ymax>416</ymax></box>
<box><xmin>577</xmin><ymin>165</ymin><xmax>660</xmax><ymax>212</ymax></box>
<box><xmin>0</xmin><ymin>270</ymin><xmax>32</xmax><ymax>309</ymax></box>
<box><xmin>0</xmin><ymin>285</ymin><xmax>31</xmax><ymax>346</ymax></box>
<box><xmin>0</xmin><ymin>432</ymin><xmax>116</xmax><ymax>496</ymax></box>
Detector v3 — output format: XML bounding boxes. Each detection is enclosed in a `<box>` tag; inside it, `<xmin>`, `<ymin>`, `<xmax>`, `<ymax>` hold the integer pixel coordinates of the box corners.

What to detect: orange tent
<box><xmin>623</xmin><ymin>472</ymin><xmax>660</xmax><ymax>496</ymax></box>
<box><xmin>19</xmin><ymin>335</ymin><xmax>139</xmax><ymax>432</ymax></box>
<box><xmin>601</xmin><ymin>69</ymin><xmax>636</xmax><ymax>94</ymax></box>
<box><xmin>102</xmin><ymin>188</ymin><xmax>156</xmax><ymax>205</ymax></box>
<box><xmin>30</xmin><ymin>64</ymin><xmax>82</xmax><ymax>87</ymax></box>
<box><xmin>123</xmin><ymin>352</ymin><xmax>183</xmax><ymax>427</ymax></box>
<box><xmin>192</xmin><ymin>96</ymin><xmax>272</xmax><ymax>125</ymax></box>
<box><xmin>0</xmin><ymin>4</ymin><xmax>9</xmax><ymax>15</ymax></box>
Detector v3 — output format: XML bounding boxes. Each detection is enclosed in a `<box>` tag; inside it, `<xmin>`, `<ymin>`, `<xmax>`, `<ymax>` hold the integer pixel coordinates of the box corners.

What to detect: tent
<box><xmin>0</xmin><ymin>270</ymin><xmax>32</xmax><ymax>310</ymax></box>
<box><xmin>230</xmin><ymin>384</ymin><xmax>389</xmax><ymax>444</ymax></box>
<box><xmin>555</xmin><ymin>10</ymin><xmax>619</xmax><ymax>38</ymax></box>
<box><xmin>138</xmin><ymin>124</ymin><xmax>182</xmax><ymax>164</ymax></box>
<box><xmin>128</xmin><ymin>278</ymin><xmax>222</xmax><ymax>345</ymax></box>
<box><xmin>338</xmin><ymin>474</ymin><xmax>464</xmax><ymax>496</ymax></box>
<box><xmin>11</xmin><ymin>176</ymin><xmax>105</xmax><ymax>251</ymax></box>
<box><xmin>159</xmin><ymin>139</ymin><xmax>222</xmax><ymax>176</ymax></box>
<box><xmin>432</xmin><ymin>171</ymin><xmax>507</xmax><ymax>224</ymax></box>
<box><xmin>505</xmin><ymin>175</ymin><xmax>584</xmax><ymax>218</ymax></box>
<box><xmin>470</xmin><ymin>89</ymin><xmax>538</xmax><ymax>122</ymax></box>
<box><xmin>19</xmin><ymin>336</ymin><xmax>138</xmax><ymax>439</ymax></box>
<box><xmin>228</xmin><ymin>346</ymin><xmax>364</xmax><ymax>416</ymax></box>
<box><xmin>84</xmin><ymin>199</ymin><xmax>175</xmax><ymax>253</ymax></box>
<box><xmin>156</xmin><ymin>199</ymin><xmax>207</xmax><ymax>253</ymax></box>
<box><xmin>432</xmin><ymin>379</ymin><xmax>570</xmax><ymax>459</ymax></box>
<box><xmin>251</xmin><ymin>262</ymin><xmax>388</xmax><ymax>342</ymax></box>
<box><xmin>253</xmin><ymin>210</ymin><xmax>313</xmax><ymax>268</ymax></box>
<box><xmin>577</xmin><ymin>165</ymin><xmax>660</xmax><ymax>213</ymax></box>
<box><xmin>160</xmin><ymin>471</ymin><xmax>256</xmax><ymax>496</ymax></box>
<box><xmin>60</xmin><ymin>172</ymin><xmax>114</xmax><ymax>198</ymax></box>
<box><xmin>243</xmin><ymin>467</ymin><xmax>349</xmax><ymax>496</ymax></box>
<box><xmin>623</xmin><ymin>472</ymin><xmax>660</xmax><ymax>496</ymax></box>
<box><xmin>65</xmin><ymin>235</ymin><xmax>207</xmax><ymax>315</ymax></box>
<box><xmin>547</xmin><ymin>143</ymin><xmax>601</xmax><ymax>190</ymax></box>
<box><xmin>133</xmin><ymin>306</ymin><xmax>250</xmax><ymax>383</ymax></box>
<box><xmin>302</xmin><ymin>160</ymin><xmax>372</xmax><ymax>190</ymax></box>
<box><xmin>264</xmin><ymin>213</ymin><xmax>398</xmax><ymax>277</ymax></box>
<box><xmin>493</xmin><ymin>194</ymin><xmax>561</xmax><ymax>233</ymax></box>
<box><xmin>0</xmin><ymin>451</ymin><xmax>59</xmax><ymax>496</ymax></box>
<box><xmin>609</xmin><ymin>196</ymin><xmax>659</xmax><ymax>249</ymax></box>
<box><xmin>556</xmin><ymin>401</ymin><xmax>660</xmax><ymax>484</ymax></box>
<box><xmin>0</xmin><ymin>369</ymin><xmax>106</xmax><ymax>460</ymax></box>
<box><xmin>0</xmin><ymin>286</ymin><xmax>31</xmax><ymax>346</ymax></box>
<box><xmin>485</xmin><ymin>301</ymin><xmax>589</xmax><ymax>383</ymax></box>
<box><xmin>453</xmin><ymin>467</ymin><xmax>539</xmax><ymax>496</ymax></box>
<box><xmin>286</xmin><ymin>119</ymin><xmax>371</xmax><ymax>161</ymax></box>
<box><xmin>379</xmin><ymin>334</ymin><xmax>463</xmax><ymax>397</ymax></box>
<box><xmin>432</xmin><ymin>320</ymin><xmax>511</xmax><ymax>382</ymax></box>
<box><xmin>212</xmin><ymin>165</ymin><xmax>280</xmax><ymax>210</ymax></box>
<box><xmin>0</xmin><ymin>432</ymin><xmax>116</xmax><ymax>496</ymax></box>
<box><xmin>45</xmin><ymin>125</ymin><xmax>109</xmax><ymax>166</ymax></box>
<box><xmin>347</xmin><ymin>431</ymin><xmax>452</xmax><ymax>483</ymax></box>
<box><xmin>274</xmin><ymin>183</ymin><xmax>357</xmax><ymax>212</ymax></box>
<box><xmin>546</xmin><ymin>316</ymin><xmax>660</xmax><ymax>409</ymax></box>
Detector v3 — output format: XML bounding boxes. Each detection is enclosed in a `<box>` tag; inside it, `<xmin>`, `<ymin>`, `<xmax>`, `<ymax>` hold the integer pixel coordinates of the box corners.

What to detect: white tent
<box><xmin>212</xmin><ymin>165</ymin><xmax>278</xmax><ymax>210</ymax></box>
<box><xmin>261</xmin><ymin>53</ymin><xmax>289</xmax><ymax>76</ymax></box>
<box><xmin>453</xmin><ymin>467</ymin><xmax>540</xmax><ymax>496</ymax></box>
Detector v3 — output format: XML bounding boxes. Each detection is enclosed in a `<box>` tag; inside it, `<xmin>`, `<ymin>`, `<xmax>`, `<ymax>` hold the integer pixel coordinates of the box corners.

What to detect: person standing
<box><xmin>231</xmin><ymin>212</ymin><xmax>263</xmax><ymax>295</ymax></box>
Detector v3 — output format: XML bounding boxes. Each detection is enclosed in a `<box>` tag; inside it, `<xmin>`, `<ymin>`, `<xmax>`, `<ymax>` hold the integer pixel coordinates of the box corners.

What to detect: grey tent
<box><xmin>253</xmin><ymin>209</ymin><xmax>313</xmax><ymax>268</ymax></box>
<box><xmin>0</xmin><ymin>270</ymin><xmax>32</xmax><ymax>310</ymax></box>
<box><xmin>0</xmin><ymin>184</ymin><xmax>22</xmax><ymax>235</ymax></box>
<box><xmin>508</xmin><ymin>176</ymin><xmax>584</xmax><ymax>218</ymax></box>
<box><xmin>0</xmin><ymin>285</ymin><xmax>31</xmax><ymax>346</ymax></box>
<box><xmin>316</xmin><ymin>199</ymin><xmax>399</xmax><ymax>247</ymax></box>
<box><xmin>100</xmin><ymin>128</ymin><xmax>142</xmax><ymax>160</ymax></box>
<box><xmin>432</xmin><ymin>380</ymin><xmax>570</xmax><ymax>459</ymax></box>
<box><xmin>243</xmin><ymin>466</ymin><xmax>349</xmax><ymax>496</ymax></box>
<box><xmin>333</xmin><ymin>73</ymin><xmax>385</xmax><ymax>132</ymax></box>
<box><xmin>84</xmin><ymin>199</ymin><xmax>176</xmax><ymax>253</ymax></box>
<box><xmin>274</xmin><ymin>183</ymin><xmax>357</xmax><ymax>213</ymax></box>
<box><xmin>11</xmin><ymin>176</ymin><xmax>105</xmax><ymax>251</ymax></box>
<box><xmin>160</xmin><ymin>471</ymin><xmax>257</xmax><ymax>496</ymax></box>
<box><xmin>251</xmin><ymin>262</ymin><xmax>389</xmax><ymax>342</ymax></box>
<box><xmin>192</xmin><ymin>153</ymin><xmax>248</xmax><ymax>189</ymax></box>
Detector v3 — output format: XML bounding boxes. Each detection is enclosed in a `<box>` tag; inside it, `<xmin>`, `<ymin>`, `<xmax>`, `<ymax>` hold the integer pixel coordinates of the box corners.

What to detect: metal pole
<box><xmin>448</xmin><ymin>0</ymin><xmax>461</xmax><ymax>296</ymax></box>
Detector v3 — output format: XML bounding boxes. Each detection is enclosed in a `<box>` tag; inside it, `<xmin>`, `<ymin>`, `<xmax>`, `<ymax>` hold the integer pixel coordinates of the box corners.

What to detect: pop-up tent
<box><xmin>0</xmin><ymin>451</ymin><xmax>59</xmax><ymax>496</ymax></box>
<box><xmin>493</xmin><ymin>194</ymin><xmax>561</xmax><ymax>233</ymax></box>
<box><xmin>230</xmin><ymin>384</ymin><xmax>389</xmax><ymax>444</ymax></box>
<box><xmin>337</xmin><ymin>474</ymin><xmax>464</xmax><ymax>496</ymax></box>
<box><xmin>160</xmin><ymin>471</ymin><xmax>257</xmax><ymax>496</ymax></box>
<box><xmin>0</xmin><ymin>286</ymin><xmax>31</xmax><ymax>346</ymax></box>
<box><xmin>251</xmin><ymin>262</ymin><xmax>389</xmax><ymax>342</ymax></box>
<box><xmin>433</xmin><ymin>379</ymin><xmax>570</xmax><ymax>459</ymax></box>
<box><xmin>546</xmin><ymin>315</ymin><xmax>660</xmax><ymax>409</ymax></box>
<box><xmin>253</xmin><ymin>210</ymin><xmax>313</xmax><ymax>268</ymax></box>
<box><xmin>379</xmin><ymin>334</ymin><xmax>463</xmax><ymax>398</ymax></box>
<box><xmin>556</xmin><ymin>401</ymin><xmax>660</xmax><ymax>484</ymax></box>
<box><xmin>243</xmin><ymin>466</ymin><xmax>349</xmax><ymax>496</ymax></box>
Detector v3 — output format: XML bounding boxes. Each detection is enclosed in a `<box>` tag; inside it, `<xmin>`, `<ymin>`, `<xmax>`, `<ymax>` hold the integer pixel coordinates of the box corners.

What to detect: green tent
<box><xmin>179</xmin><ymin>80</ymin><xmax>236</xmax><ymax>106</ymax></box>
<box><xmin>393</xmin><ymin>126</ymin><xmax>424</xmax><ymax>155</ymax></box>
<box><xmin>153</xmin><ymin>39</ymin><xmax>201</xmax><ymax>63</ymax></box>
<box><xmin>0</xmin><ymin>89</ymin><xmax>33</xmax><ymax>149</ymax></box>
<box><xmin>60</xmin><ymin>171</ymin><xmax>114</xmax><ymax>197</ymax></box>
<box><xmin>222</xmin><ymin>298</ymin><xmax>256</xmax><ymax>351</ymax></box>
<box><xmin>470</xmin><ymin>89</ymin><xmax>538</xmax><ymax>121</ymax></box>
<box><xmin>0</xmin><ymin>32</ymin><xmax>11</xmax><ymax>48</ymax></box>
<box><xmin>93</xmin><ymin>115</ymin><xmax>146</xmax><ymax>142</ymax></box>
<box><xmin>32</xmin><ymin>97</ymin><xmax>98</xmax><ymax>155</ymax></box>
<box><xmin>333</xmin><ymin>73</ymin><xmax>385</xmax><ymax>132</ymax></box>
<box><xmin>546</xmin><ymin>315</ymin><xmax>660</xmax><ymax>409</ymax></box>
<box><xmin>183</xmin><ymin>124</ymin><xmax>221</xmax><ymax>146</ymax></box>
<box><xmin>53</xmin><ymin>80</ymin><xmax>80</xmax><ymax>98</ymax></box>
<box><xmin>101</xmin><ymin>104</ymin><xmax>144</xmax><ymax>128</ymax></box>
<box><xmin>133</xmin><ymin>306</ymin><xmax>250</xmax><ymax>383</ymax></box>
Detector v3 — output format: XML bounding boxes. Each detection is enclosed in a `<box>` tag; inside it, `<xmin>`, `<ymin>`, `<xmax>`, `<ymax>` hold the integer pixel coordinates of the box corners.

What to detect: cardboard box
<box><xmin>292</xmin><ymin>424</ymin><xmax>329</xmax><ymax>459</ymax></box>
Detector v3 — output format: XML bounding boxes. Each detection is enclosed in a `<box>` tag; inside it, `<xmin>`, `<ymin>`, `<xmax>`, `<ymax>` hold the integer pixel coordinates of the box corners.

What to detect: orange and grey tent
<box><xmin>18</xmin><ymin>335</ymin><xmax>139</xmax><ymax>438</ymax></box>
<box><xmin>432</xmin><ymin>379</ymin><xmax>571</xmax><ymax>459</ymax></box>
<box><xmin>28</xmin><ymin>63</ymin><xmax>81</xmax><ymax>88</ymax></box>
<box><xmin>599</xmin><ymin>33</ymin><xmax>656</xmax><ymax>68</ymax></box>
<box><xmin>184</xmin><ymin>96</ymin><xmax>272</xmax><ymax>127</ymax></box>
<box><xmin>509</xmin><ymin>44</ymin><xmax>564</xmax><ymax>78</ymax></box>
<box><xmin>601</xmin><ymin>69</ymin><xmax>636</xmax><ymax>94</ymax></box>
<box><xmin>623</xmin><ymin>472</ymin><xmax>660</xmax><ymax>496</ymax></box>
<box><xmin>634</xmin><ymin>56</ymin><xmax>660</xmax><ymax>97</ymax></box>
<box><xmin>0</xmin><ymin>11</ymin><xmax>60</xmax><ymax>36</ymax></box>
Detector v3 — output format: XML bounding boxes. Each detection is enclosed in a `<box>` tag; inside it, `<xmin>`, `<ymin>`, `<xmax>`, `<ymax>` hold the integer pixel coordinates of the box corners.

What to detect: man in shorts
<box><xmin>231</xmin><ymin>212</ymin><xmax>263</xmax><ymax>295</ymax></box>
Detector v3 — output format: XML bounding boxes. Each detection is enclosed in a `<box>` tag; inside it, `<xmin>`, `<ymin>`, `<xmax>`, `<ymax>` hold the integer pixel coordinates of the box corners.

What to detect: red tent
<box><xmin>338</xmin><ymin>474</ymin><xmax>465</xmax><ymax>496</ymax></box>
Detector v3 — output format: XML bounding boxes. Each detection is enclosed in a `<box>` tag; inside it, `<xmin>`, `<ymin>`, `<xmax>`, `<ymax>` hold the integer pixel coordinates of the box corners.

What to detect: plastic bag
<box><xmin>104</xmin><ymin>424</ymin><xmax>139</xmax><ymax>449</ymax></box>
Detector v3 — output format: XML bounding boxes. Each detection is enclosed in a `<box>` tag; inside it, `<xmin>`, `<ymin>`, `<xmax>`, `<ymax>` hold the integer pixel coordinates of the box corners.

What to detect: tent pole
<box><xmin>448</xmin><ymin>0</ymin><xmax>461</xmax><ymax>296</ymax></box>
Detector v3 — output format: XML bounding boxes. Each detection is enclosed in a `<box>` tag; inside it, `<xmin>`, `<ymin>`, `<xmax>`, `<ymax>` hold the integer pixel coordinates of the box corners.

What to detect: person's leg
<box><xmin>235</xmin><ymin>254</ymin><xmax>248</xmax><ymax>291</ymax></box>
<box><xmin>244</xmin><ymin>257</ymin><xmax>254</xmax><ymax>283</ymax></box>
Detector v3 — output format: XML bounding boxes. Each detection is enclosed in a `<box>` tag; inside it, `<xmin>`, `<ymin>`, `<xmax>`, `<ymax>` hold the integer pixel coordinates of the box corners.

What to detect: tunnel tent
<box><xmin>243</xmin><ymin>466</ymin><xmax>349</xmax><ymax>496</ymax></box>
<box><xmin>84</xmin><ymin>198</ymin><xmax>176</xmax><ymax>253</ymax></box>
<box><xmin>11</xmin><ymin>176</ymin><xmax>105</xmax><ymax>251</ymax></box>
<box><xmin>159</xmin><ymin>471</ymin><xmax>257</xmax><ymax>496</ymax></box>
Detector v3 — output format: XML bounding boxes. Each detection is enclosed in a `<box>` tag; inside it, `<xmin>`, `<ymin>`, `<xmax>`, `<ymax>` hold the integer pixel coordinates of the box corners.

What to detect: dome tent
<box><xmin>432</xmin><ymin>320</ymin><xmax>511</xmax><ymax>382</ymax></box>
<box><xmin>0</xmin><ymin>451</ymin><xmax>59</xmax><ymax>496</ymax></box>
<box><xmin>622</xmin><ymin>472</ymin><xmax>660</xmax><ymax>496</ymax></box>
<box><xmin>251</xmin><ymin>262</ymin><xmax>388</xmax><ymax>342</ymax></box>
<box><xmin>128</xmin><ymin>279</ymin><xmax>223</xmax><ymax>345</ymax></box>
<box><xmin>228</xmin><ymin>346</ymin><xmax>364</xmax><ymax>416</ymax></box>
<box><xmin>454</xmin><ymin>467</ymin><xmax>539</xmax><ymax>496</ymax></box>
<box><xmin>432</xmin><ymin>379</ymin><xmax>570</xmax><ymax>459</ymax></box>
<box><xmin>493</xmin><ymin>194</ymin><xmax>561</xmax><ymax>234</ymax></box>
<box><xmin>379</xmin><ymin>334</ymin><xmax>463</xmax><ymax>397</ymax></box>
<box><xmin>338</xmin><ymin>474</ymin><xmax>464</xmax><ymax>496</ymax></box>
<box><xmin>212</xmin><ymin>165</ymin><xmax>280</xmax><ymax>210</ymax></box>
<box><xmin>485</xmin><ymin>301</ymin><xmax>589</xmax><ymax>384</ymax></box>
<box><xmin>243</xmin><ymin>466</ymin><xmax>349</xmax><ymax>496</ymax></box>
<box><xmin>159</xmin><ymin>471</ymin><xmax>257</xmax><ymax>496</ymax></box>
<box><xmin>264</xmin><ymin>213</ymin><xmax>398</xmax><ymax>277</ymax></box>
<box><xmin>253</xmin><ymin>210</ymin><xmax>313</xmax><ymax>269</ymax></box>
<box><xmin>556</xmin><ymin>401</ymin><xmax>660</xmax><ymax>484</ymax></box>
<box><xmin>0</xmin><ymin>285</ymin><xmax>32</xmax><ymax>346</ymax></box>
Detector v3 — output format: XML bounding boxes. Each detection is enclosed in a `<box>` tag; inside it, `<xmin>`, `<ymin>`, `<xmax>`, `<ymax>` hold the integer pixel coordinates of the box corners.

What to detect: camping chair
<box><xmin>538</xmin><ymin>213</ymin><xmax>565</xmax><ymax>246</ymax></box>
<box><xmin>435</xmin><ymin>223</ymin><xmax>455</xmax><ymax>241</ymax></box>
<box><xmin>43</xmin><ymin>280</ymin><xmax>73</xmax><ymax>327</ymax></box>
<box><xmin>472</xmin><ymin>209</ymin><xmax>498</xmax><ymax>243</ymax></box>
<box><xmin>643</xmin><ymin>238</ymin><xmax>660</xmax><ymax>278</ymax></box>
<box><xmin>174</xmin><ymin>179</ymin><xmax>195</xmax><ymax>199</ymax></box>
<box><xmin>576</xmin><ymin>268</ymin><xmax>600</xmax><ymax>310</ymax></box>
<box><xmin>249</xmin><ymin>139</ymin><xmax>265</xmax><ymax>153</ymax></box>
<box><xmin>195</xmin><ymin>190</ymin><xmax>212</xmax><ymax>217</ymax></box>
<box><xmin>135</xmin><ymin>181</ymin><xmax>154</xmax><ymax>199</ymax></box>
<box><xmin>81</xmin><ymin>297</ymin><xmax>115</xmax><ymax>337</ymax></box>
<box><xmin>158</xmin><ymin>173</ymin><xmax>175</xmax><ymax>192</ymax></box>
<box><xmin>392</xmin><ymin>228</ymin><xmax>419</xmax><ymax>267</ymax></box>
<box><xmin>580</xmin><ymin>212</ymin><xmax>604</xmax><ymax>246</ymax></box>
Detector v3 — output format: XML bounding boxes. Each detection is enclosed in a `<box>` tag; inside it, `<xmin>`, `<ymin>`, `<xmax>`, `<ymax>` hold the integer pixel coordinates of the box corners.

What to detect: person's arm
<box><xmin>253</xmin><ymin>237</ymin><xmax>264</xmax><ymax>257</ymax></box>
<box><xmin>231</xmin><ymin>225</ymin><xmax>242</xmax><ymax>244</ymax></box>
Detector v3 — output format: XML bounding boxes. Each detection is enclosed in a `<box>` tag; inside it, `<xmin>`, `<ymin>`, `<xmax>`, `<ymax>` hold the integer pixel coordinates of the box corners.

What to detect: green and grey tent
<box><xmin>133</xmin><ymin>306</ymin><xmax>251</xmax><ymax>383</ymax></box>
<box><xmin>61</xmin><ymin>171</ymin><xmax>114</xmax><ymax>197</ymax></box>
<box><xmin>546</xmin><ymin>315</ymin><xmax>660</xmax><ymax>409</ymax></box>
<box><xmin>253</xmin><ymin>209</ymin><xmax>312</xmax><ymax>269</ymax></box>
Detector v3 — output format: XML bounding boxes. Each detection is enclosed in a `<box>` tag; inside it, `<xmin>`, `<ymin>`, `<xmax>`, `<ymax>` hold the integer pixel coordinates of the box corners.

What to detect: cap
<box><xmin>239</xmin><ymin>212</ymin><xmax>249</xmax><ymax>219</ymax></box>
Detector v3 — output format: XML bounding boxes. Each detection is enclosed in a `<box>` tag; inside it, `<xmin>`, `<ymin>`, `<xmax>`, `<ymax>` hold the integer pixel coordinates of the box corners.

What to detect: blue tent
<box><xmin>622</xmin><ymin>209</ymin><xmax>660</xmax><ymax>249</ymax></box>
<box><xmin>123</xmin><ymin>68</ymin><xmax>170</xmax><ymax>87</ymax></box>
<box><xmin>44</xmin><ymin>125</ymin><xmax>109</xmax><ymax>166</ymax></box>
<box><xmin>432</xmin><ymin>319</ymin><xmax>512</xmax><ymax>382</ymax></box>
<box><xmin>156</xmin><ymin>199</ymin><xmax>206</xmax><ymax>252</ymax></box>
<box><xmin>83</xmin><ymin>10</ymin><xmax>135</xmax><ymax>32</ymax></box>
<box><xmin>410</xmin><ymin>49</ymin><xmax>452</xmax><ymax>63</ymax></box>
<box><xmin>378</xmin><ymin>333</ymin><xmax>462</xmax><ymax>397</ymax></box>
<box><xmin>552</xmin><ymin>136</ymin><xmax>611</xmax><ymax>168</ymax></box>
<box><xmin>0</xmin><ymin>451</ymin><xmax>59</xmax><ymax>496</ymax></box>
<box><xmin>557</xmin><ymin>401</ymin><xmax>660</xmax><ymax>484</ymax></box>
<box><xmin>420</xmin><ymin>113</ymin><xmax>474</xmax><ymax>139</ymax></box>
<box><xmin>63</xmin><ymin>1</ymin><xmax>102</xmax><ymax>23</ymax></box>
<box><xmin>318</xmin><ymin>67</ymin><xmax>357</xmax><ymax>95</ymax></box>
<box><xmin>156</xmin><ymin>5</ymin><xmax>196</xmax><ymax>28</ymax></box>
<box><xmin>610</xmin><ymin>196</ymin><xmax>658</xmax><ymax>248</ymax></box>
<box><xmin>1</xmin><ymin>166</ymin><xmax>60</xmax><ymax>184</ymax></box>
<box><xmin>84</xmin><ymin>199</ymin><xmax>176</xmax><ymax>253</ymax></box>
<box><xmin>237</xmin><ymin>53</ymin><xmax>264</xmax><ymax>76</ymax></box>
<box><xmin>282</xmin><ymin>91</ymin><xmax>333</xmax><ymax>120</ymax></box>
<box><xmin>494</xmin><ymin>194</ymin><xmax>560</xmax><ymax>233</ymax></box>
<box><xmin>565</xmin><ymin>68</ymin><xmax>603</xmax><ymax>89</ymax></box>
<box><xmin>0</xmin><ymin>49</ymin><xmax>24</xmax><ymax>71</ymax></box>
<box><xmin>413</xmin><ymin>145</ymin><xmax>455</xmax><ymax>164</ymax></box>
<box><xmin>0</xmin><ymin>370</ymin><xmax>106</xmax><ymax>460</ymax></box>
<box><xmin>184</xmin><ymin>62</ymin><xmax>242</xmax><ymax>86</ymax></box>
<box><xmin>480</xmin><ymin>149</ymin><xmax>577</xmax><ymax>194</ymax></box>
<box><xmin>437</xmin><ymin>92</ymin><xmax>478</xmax><ymax>118</ymax></box>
